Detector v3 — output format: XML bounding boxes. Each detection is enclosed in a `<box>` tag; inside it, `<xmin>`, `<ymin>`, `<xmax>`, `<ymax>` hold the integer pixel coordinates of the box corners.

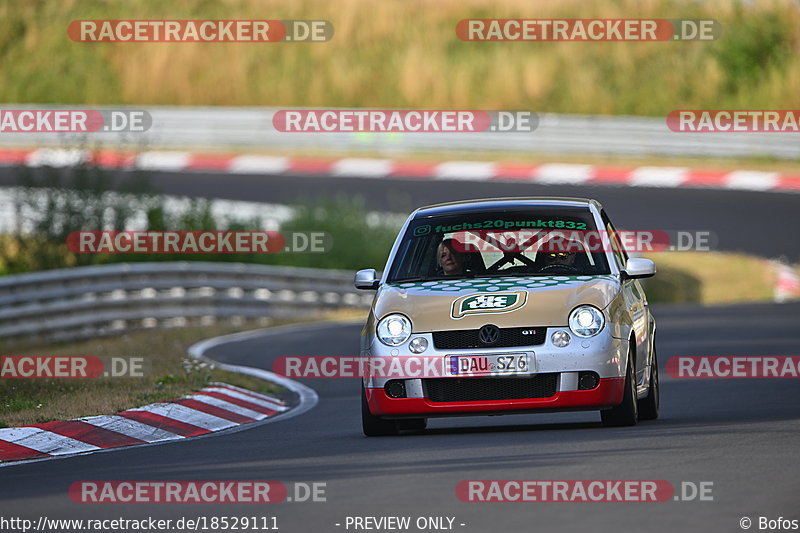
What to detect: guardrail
<box><xmin>0</xmin><ymin>262</ymin><xmax>371</xmax><ymax>341</ymax></box>
<box><xmin>1</xmin><ymin>106</ymin><xmax>797</xmax><ymax>160</ymax></box>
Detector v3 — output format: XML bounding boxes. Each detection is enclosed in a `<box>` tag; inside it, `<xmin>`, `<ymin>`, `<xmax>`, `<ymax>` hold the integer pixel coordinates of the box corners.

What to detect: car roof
<box><xmin>412</xmin><ymin>197</ymin><xmax>602</xmax><ymax>218</ymax></box>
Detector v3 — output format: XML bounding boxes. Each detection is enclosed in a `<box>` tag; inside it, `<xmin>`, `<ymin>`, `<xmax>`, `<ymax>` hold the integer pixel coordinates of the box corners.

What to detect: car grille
<box><xmin>432</xmin><ymin>326</ymin><xmax>547</xmax><ymax>350</ymax></box>
<box><xmin>423</xmin><ymin>374</ymin><xmax>559</xmax><ymax>402</ymax></box>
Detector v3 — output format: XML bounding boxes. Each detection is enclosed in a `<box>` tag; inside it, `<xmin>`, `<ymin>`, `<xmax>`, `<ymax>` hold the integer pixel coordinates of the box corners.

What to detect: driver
<box><xmin>436</xmin><ymin>238</ymin><xmax>466</xmax><ymax>276</ymax></box>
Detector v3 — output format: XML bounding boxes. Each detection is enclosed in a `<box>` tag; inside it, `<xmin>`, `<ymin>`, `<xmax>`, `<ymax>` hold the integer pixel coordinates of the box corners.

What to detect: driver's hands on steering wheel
<box><xmin>538</xmin><ymin>263</ymin><xmax>581</xmax><ymax>273</ymax></box>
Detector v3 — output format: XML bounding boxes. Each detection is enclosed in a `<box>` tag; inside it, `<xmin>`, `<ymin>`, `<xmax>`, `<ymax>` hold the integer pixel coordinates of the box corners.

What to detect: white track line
<box><xmin>124</xmin><ymin>403</ymin><xmax>237</xmax><ymax>431</ymax></box>
<box><xmin>333</xmin><ymin>158</ymin><xmax>393</xmax><ymax>177</ymax></box>
<box><xmin>434</xmin><ymin>161</ymin><xmax>496</xmax><ymax>180</ymax></box>
<box><xmin>629</xmin><ymin>167</ymin><xmax>689</xmax><ymax>188</ymax></box>
<box><xmin>26</xmin><ymin>148</ymin><xmax>89</xmax><ymax>168</ymax></box>
<box><xmin>213</xmin><ymin>383</ymin><xmax>288</xmax><ymax>407</ymax></box>
<box><xmin>229</xmin><ymin>155</ymin><xmax>289</xmax><ymax>174</ymax></box>
<box><xmin>0</xmin><ymin>427</ymin><xmax>100</xmax><ymax>455</ymax></box>
<box><xmin>79</xmin><ymin>415</ymin><xmax>184</xmax><ymax>443</ymax></box>
<box><xmin>202</xmin><ymin>387</ymin><xmax>287</xmax><ymax>411</ymax></box>
<box><xmin>189</xmin><ymin>394</ymin><xmax>267</xmax><ymax>419</ymax></box>
<box><xmin>533</xmin><ymin>163</ymin><xmax>594</xmax><ymax>184</ymax></box>
<box><xmin>135</xmin><ymin>151</ymin><xmax>191</xmax><ymax>171</ymax></box>
<box><xmin>724</xmin><ymin>170</ymin><xmax>780</xmax><ymax>191</ymax></box>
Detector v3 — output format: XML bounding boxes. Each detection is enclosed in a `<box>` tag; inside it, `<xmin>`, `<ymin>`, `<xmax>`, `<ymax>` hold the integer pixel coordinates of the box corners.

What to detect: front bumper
<box><xmin>363</xmin><ymin>326</ymin><xmax>627</xmax><ymax>417</ymax></box>
<box><xmin>366</xmin><ymin>376</ymin><xmax>625</xmax><ymax>418</ymax></box>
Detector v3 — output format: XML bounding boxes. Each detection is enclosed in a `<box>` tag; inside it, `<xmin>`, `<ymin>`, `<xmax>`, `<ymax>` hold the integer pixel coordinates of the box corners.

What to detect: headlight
<box><xmin>376</xmin><ymin>314</ymin><xmax>412</xmax><ymax>346</ymax></box>
<box><xmin>568</xmin><ymin>305</ymin><xmax>605</xmax><ymax>338</ymax></box>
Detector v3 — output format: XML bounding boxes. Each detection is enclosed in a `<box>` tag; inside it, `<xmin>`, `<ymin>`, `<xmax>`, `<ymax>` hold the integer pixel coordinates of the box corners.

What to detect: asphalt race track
<box><xmin>0</xmin><ymin>169</ymin><xmax>798</xmax><ymax>532</ymax></box>
<box><xmin>1</xmin><ymin>302</ymin><xmax>799</xmax><ymax>532</ymax></box>
<box><xmin>1</xmin><ymin>167</ymin><xmax>799</xmax><ymax>260</ymax></box>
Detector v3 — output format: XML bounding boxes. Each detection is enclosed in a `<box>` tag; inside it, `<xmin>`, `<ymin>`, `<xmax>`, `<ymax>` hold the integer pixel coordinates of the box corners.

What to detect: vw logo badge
<box><xmin>479</xmin><ymin>324</ymin><xmax>500</xmax><ymax>346</ymax></box>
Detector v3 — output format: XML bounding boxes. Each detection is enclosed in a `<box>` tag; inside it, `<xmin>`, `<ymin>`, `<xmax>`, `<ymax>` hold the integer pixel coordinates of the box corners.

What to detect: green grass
<box><xmin>643</xmin><ymin>251</ymin><xmax>784</xmax><ymax>305</ymax></box>
<box><xmin>0</xmin><ymin>322</ymin><xmax>288</xmax><ymax>427</ymax></box>
<box><xmin>1</xmin><ymin>0</ymin><xmax>798</xmax><ymax>115</ymax></box>
<box><xmin>0</xmin><ymin>307</ymin><xmax>366</xmax><ymax>427</ymax></box>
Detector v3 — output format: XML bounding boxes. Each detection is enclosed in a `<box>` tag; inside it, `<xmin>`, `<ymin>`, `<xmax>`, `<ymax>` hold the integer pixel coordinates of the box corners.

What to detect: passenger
<box><xmin>538</xmin><ymin>239</ymin><xmax>584</xmax><ymax>273</ymax></box>
<box><xmin>540</xmin><ymin>251</ymin><xmax>577</xmax><ymax>269</ymax></box>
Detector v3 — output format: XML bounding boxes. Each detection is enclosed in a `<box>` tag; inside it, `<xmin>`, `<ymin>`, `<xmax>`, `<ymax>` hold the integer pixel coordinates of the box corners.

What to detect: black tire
<box><xmin>361</xmin><ymin>385</ymin><xmax>399</xmax><ymax>436</ymax></box>
<box><xmin>601</xmin><ymin>356</ymin><xmax>638</xmax><ymax>427</ymax></box>
<box><xmin>638</xmin><ymin>346</ymin><xmax>659</xmax><ymax>421</ymax></box>
<box><xmin>397</xmin><ymin>418</ymin><xmax>427</xmax><ymax>431</ymax></box>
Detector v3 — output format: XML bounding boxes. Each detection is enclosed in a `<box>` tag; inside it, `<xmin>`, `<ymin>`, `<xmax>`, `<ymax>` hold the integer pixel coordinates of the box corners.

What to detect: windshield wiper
<box><xmin>390</xmin><ymin>276</ymin><xmax>449</xmax><ymax>283</ymax></box>
<box><xmin>391</xmin><ymin>272</ymin><xmax>477</xmax><ymax>283</ymax></box>
<box><xmin>471</xmin><ymin>272</ymin><xmax>549</xmax><ymax>278</ymax></box>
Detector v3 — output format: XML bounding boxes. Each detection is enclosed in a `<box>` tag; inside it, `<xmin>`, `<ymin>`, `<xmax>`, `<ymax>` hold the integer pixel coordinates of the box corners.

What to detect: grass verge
<box><xmin>643</xmin><ymin>251</ymin><xmax>788</xmax><ymax>305</ymax></box>
<box><xmin>0</xmin><ymin>311</ymin><xmax>366</xmax><ymax>428</ymax></box>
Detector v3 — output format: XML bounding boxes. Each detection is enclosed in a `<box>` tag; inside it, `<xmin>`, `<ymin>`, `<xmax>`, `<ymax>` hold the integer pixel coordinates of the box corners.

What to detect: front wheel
<box><xmin>638</xmin><ymin>347</ymin><xmax>659</xmax><ymax>421</ymax></box>
<box><xmin>601</xmin><ymin>359</ymin><xmax>638</xmax><ymax>427</ymax></box>
<box><xmin>361</xmin><ymin>385</ymin><xmax>399</xmax><ymax>436</ymax></box>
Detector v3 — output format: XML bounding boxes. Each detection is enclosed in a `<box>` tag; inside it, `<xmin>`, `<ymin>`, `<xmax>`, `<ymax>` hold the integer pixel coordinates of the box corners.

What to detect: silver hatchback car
<box><xmin>356</xmin><ymin>197</ymin><xmax>659</xmax><ymax>436</ymax></box>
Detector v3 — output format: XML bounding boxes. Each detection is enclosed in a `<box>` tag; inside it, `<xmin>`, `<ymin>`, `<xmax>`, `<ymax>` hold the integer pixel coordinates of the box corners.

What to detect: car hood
<box><xmin>374</xmin><ymin>275</ymin><xmax>620</xmax><ymax>331</ymax></box>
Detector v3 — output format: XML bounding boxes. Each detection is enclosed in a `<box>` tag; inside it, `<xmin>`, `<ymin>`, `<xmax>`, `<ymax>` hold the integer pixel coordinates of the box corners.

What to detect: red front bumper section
<box><xmin>366</xmin><ymin>377</ymin><xmax>626</xmax><ymax>417</ymax></box>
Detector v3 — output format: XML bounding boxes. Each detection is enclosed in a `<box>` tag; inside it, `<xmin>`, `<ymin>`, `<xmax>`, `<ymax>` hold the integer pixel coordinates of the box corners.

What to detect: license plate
<box><xmin>447</xmin><ymin>353</ymin><xmax>530</xmax><ymax>376</ymax></box>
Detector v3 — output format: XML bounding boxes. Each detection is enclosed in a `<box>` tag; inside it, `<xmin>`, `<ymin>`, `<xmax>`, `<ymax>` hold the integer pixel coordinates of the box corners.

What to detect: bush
<box><xmin>1</xmin><ymin>163</ymin><xmax>401</xmax><ymax>273</ymax></box>
<box><xmin>269</xmin><ymin>196</ymin><xmax>399</xmax><ymax>270</ymax></box>
<box><xmin>1</xmin><ymin>164</ymin><xmax>152</xmax><ymax>273</ymax></box>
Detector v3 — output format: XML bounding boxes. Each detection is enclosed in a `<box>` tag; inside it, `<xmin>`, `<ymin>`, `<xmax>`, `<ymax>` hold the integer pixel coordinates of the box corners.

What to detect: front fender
<box><xmin>606</xmin><ymin>292</ymin><xmax>635</xmax><ymax>344</ymax></box>
<box><xmin>360</xmin><ymin>310</ymin><xmax>375</xmax><ymax>356</ymax></box>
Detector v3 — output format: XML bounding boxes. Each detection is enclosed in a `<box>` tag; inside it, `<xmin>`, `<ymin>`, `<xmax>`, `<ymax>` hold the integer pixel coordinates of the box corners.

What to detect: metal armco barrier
<box><xmin>0</xmin><ymin>106</ymin><xmax>796</xmax><ymax>160</ymax></box>
<box><xmin>0</xmin><ymin>262</ymin><xmax>371</xmax><ymax>341</ymax></box>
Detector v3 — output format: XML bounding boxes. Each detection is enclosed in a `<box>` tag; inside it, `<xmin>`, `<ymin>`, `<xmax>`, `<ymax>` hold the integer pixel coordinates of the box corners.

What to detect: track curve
<box><xmin>1</xmin><ymin>302</ymin><xmax>799</xmax><ymax>532</ymax></box>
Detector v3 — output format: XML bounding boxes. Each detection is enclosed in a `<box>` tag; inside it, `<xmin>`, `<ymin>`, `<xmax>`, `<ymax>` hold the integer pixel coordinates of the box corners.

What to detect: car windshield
<box><xmin>387</xmin><ymin>207</ymin><xmax>612</xmax><ymax>283</ymax></box>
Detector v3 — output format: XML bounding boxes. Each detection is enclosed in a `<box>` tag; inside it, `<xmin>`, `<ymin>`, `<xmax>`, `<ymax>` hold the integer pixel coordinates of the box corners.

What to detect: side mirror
<box><xmin>621</xmin><ymin>258</ymin><xmax>656</xmax><ymax>280</ymax></box>
<box><xmin>354</xmin><ymin>268</ymin><xmax>380</xmax><ymax>290</ymax></box>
